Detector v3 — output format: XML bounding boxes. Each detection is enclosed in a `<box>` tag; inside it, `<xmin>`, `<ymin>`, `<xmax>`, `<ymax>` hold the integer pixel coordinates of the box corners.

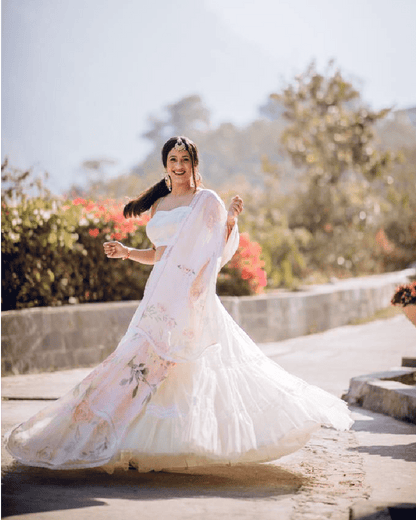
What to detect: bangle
<box><xmin>122</xmin><ymin>248</ymin><xmax>131</xmax><ymax>261</ymax></box>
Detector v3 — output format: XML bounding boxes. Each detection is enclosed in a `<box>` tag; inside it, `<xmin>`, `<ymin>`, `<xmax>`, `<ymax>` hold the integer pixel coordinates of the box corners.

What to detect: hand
<box><xmin>227</xmin><ymin>195</ymin><xmax>243</xmax><ymax>225</ymax></box>
<box><xmin>103</xmin><ymin>241</ymin><xmax>128</xmax><ymax>259</ymax></box>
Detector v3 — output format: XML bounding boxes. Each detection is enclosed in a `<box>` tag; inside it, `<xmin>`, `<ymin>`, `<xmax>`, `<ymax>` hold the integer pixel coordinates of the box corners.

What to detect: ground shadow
<box><xmin>354</xmin><ymin>503</ymin><xmax>416</xmax><ymax>520</ymax></box>
<box><xmin>349</xmin><ymin>406</ymin><xmax>416</xmax><ymax>463</ymax></box>
<box><xmin>349</xmin><ymin>442</ymin><xmax>416</xmax><ymax>463</ymax></box>
<box><xmin>1</xmin><ymin>461</ymin><xmax>306</xmax><ymax>518</ymax></box>
<box><xmin>350</xmin><ymin>407</ymin><xmax>416</xmax><ymax>435</ymax></box>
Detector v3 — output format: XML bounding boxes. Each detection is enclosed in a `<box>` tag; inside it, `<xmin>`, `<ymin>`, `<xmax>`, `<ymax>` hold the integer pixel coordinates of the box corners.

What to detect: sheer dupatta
<box><xmin>131</xmin><ymin>188</ymin><xmax>239</xmax><ymax>362</ymax></box>
<box><xmin>4</xmin><ymin>189</ymin><xmax>239</xmax><ymax>470</ymax></box>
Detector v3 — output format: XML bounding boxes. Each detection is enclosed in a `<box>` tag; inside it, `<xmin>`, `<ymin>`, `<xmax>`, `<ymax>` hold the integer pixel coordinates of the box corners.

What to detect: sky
<box><xmin>2</xmin><ymin>0</ymin><xmax>416</xmax><ymax>193</ymax></box>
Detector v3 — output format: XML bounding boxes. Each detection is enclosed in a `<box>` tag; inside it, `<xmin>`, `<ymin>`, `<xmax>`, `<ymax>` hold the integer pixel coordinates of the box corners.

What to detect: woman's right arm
<box><xmin>104</xmin><ymin>201</ymin><xmax>163</xmax><ymax>264</ymax></box>
<box><xmin>103</xmin><ymin>241</ymin><xmax>156</xmax><ymax>265</ymax></box>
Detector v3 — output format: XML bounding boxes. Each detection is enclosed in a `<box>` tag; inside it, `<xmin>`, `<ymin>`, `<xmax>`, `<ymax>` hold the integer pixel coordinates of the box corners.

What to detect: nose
<box><xmin>175</xmin><ymin>160</ymin><xmax>184</xmax><ymax>170</ymax></box>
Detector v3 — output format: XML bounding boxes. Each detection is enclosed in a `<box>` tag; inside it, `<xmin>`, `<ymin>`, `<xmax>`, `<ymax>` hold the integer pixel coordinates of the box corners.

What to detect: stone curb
<box><xmin>343</xmin><ymin>368</ymin><xmax>416</xmax><ymax>424</ymax></box>
<box><xmin>2</xmin><ymin>268</ymin><xmax>415</xmax><ymax>375</ymax></box>
<box><xmin>349</xmin><ymin>500</ymin><xmax>416</xmax><ymax>520</ymax></box>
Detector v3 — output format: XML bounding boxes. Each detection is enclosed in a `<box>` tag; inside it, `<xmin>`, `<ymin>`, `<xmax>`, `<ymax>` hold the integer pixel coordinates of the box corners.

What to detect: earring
<box><xmin>164</xmin><ymin>174</ymin><xmax>172</xmax><ymax>191</ymax></box>
<box><xmin>190</xmin><ymin>170</ymin><xmax>201</xmax><ymax>188</ymax></box>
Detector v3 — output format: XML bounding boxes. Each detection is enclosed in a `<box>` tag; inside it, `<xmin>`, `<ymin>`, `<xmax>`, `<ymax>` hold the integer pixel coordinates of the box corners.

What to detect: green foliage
<box><xmin>221</xmin><ymin>176</ymin><xmax>311</xmax><ymax>290</ymax></box>
<box><xmin>2</xmin><ymin>197</ymin><xmax>79</xmax><ymax>309</ymax></box>
<box><xmin>372</xmin><ymin>146</ymin><xmax>416</xmax><ymax>271</ymax></box>
<box><xmin>272</xmin><ymin>61</ymin><xmax>395</xmax><ymax>187</ymax></box>
<box><xmin>2</xmin><ymin>161</ymin><xmax>267</xmax><ymax>310</ymax></box>
<box><xmin>1</xmin><ymin>194</ymin><xmax>153</xmax><ymax>310</ymax></box>
<box><xmin>259</xmin><ymin>61</ymin><xmax>416</xmax><ymax>282</ymax></box>
<box><xmin>1</xmin><ymin>205</ymin><xmax>154</xmax><ymax>311</ymax></box>
<box><xmin>1</xmin><ymin>161</ymin><xmax>152</xmax><ymax>310</ymax></box>
<box><xmin>3</xmin><ymin>61</ymin><xmax>415</xmax><ymax>305</ymax></box>
<box><xmin>1</xmin><ymin>158</ymin><xmax>51</xmax><ymax>202</ymax></box>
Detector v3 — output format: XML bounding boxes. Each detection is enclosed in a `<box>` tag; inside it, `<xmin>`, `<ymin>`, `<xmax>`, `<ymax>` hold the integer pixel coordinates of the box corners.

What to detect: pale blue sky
<box><xmin>2</xmin><ymin>0</ymin><xmax>416</xmax><ymax>192</ymax></box>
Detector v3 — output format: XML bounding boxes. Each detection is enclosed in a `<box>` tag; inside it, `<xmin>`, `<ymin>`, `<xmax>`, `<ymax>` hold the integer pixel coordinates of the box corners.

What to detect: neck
<box><xmin>170</xmin><ymin>184</ymin><xmax>195</xmax><ymax>197</ymax></box>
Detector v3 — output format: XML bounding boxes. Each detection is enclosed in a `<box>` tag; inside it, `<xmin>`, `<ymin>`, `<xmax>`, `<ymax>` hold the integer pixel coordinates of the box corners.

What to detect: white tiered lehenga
<box><xmin>5</xmin><ymin>189</ymin><xmax>353</xmax><ymax>472</ymax></box>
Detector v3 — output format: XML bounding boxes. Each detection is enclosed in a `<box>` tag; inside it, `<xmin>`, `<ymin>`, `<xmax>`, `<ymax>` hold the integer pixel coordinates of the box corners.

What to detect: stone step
<box><xmin>402</xmin><ymin>357</ymin><xmax>416</xmax><ymax>368</ymax></box>
<box><xmin>343</xmin><ymin>368</ymin><xmax>416</xmax><ymax>424</ymax></box>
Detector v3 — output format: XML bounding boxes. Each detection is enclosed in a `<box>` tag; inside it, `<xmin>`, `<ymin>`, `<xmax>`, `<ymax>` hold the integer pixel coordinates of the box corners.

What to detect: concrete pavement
<box><xmin>2</xmin><ymin>314</ymin><xmax>416</xmax><ymax>519</ymax></box>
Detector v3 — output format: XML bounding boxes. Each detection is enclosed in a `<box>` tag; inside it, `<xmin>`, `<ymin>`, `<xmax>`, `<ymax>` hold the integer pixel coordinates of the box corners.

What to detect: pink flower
<box><xmin>182</xmin><ymin>328</ymin><xmax>195</xmax><ymax>339</ymax></box>
<box><xmin>157</xmin><ymin>303</ymin><xmax>167</xmax><ymax>313</ymax></box>
<box><xmin>166</xmin><ymin>318</ymin><xmax>176</xmax><ymax>330</ymax></box>
<box><xmin>324</xmin><ymin>223</ymin><xmax>333</xmax><ymax>232</ymax></box>
<box><xmin>89</xmin><ymin>228</ymin><xmax>100</xmax><ymax>238</ymax></box>
<box><xmin>84</xmin><ymin>202</ymin><xmax>95</xmax><ymax>212</ymax></box>
<box><xmin>73</xmin><ymin>400</ymin><xmax>94</xmax><ymax>423</ymax></box>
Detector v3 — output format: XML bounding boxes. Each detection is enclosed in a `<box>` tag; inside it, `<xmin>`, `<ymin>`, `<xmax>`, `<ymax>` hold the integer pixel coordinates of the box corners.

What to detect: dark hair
<box><xmin>123</xmin><ymin>136</ymin><xmax>200</xmax><ymax>218</ymax></box>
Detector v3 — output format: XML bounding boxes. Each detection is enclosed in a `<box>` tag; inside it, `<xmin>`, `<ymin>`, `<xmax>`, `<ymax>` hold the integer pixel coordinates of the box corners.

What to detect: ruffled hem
<box><xmin>100</xmin><ymin>310</ymin><xmax>353</xmax><ymax>473</ymax></box>
<box><xmin>4</xmin><ymin>287</ymin><xmax>353</xmax><ymax>472</ymax></box>
<box><xmin>101</xmin><ymin>422</ymin><xmax>321</xmax><ymax>473</ymax></box>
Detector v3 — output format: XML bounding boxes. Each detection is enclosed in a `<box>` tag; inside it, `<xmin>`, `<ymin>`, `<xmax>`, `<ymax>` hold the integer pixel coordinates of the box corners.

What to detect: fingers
<box><xmin>103</xmin><ymin>241</ymin><xmax>118</xmax><ymax>258</ymax></box>
<box><xmin>230</xmin><ymin>195</ymin><xmax>243</xmax><ymax>215</ymax></box>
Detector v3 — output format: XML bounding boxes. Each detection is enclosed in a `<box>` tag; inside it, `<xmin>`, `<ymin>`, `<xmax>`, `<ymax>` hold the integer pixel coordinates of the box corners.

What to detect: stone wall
<box><xmin>2</xmin><ymin>269</ymin><xmax>414</xmax><ymax>375</ymax></box>
<box><xmin>221</xmin><ymin>269</ymin><xmax>415</xmax><ymax>343</ymax></box>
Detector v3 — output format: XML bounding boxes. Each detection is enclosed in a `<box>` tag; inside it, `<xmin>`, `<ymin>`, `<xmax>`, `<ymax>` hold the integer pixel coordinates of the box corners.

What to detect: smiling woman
<box><xmin>5</xmin><ymin>135</ymin><xmax>353</xmax><ymax>474</ymax></box>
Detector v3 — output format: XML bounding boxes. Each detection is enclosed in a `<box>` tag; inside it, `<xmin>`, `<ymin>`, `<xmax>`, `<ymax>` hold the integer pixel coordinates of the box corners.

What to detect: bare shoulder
<box><xmin>150</xmin><ymin>196</ymin><xmax>165</xmax><ymax>217</ymax></box>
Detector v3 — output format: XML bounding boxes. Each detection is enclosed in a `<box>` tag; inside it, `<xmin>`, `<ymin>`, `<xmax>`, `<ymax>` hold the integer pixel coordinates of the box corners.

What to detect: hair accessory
<box><xmin>164</xmin><ymin>174</ymin><xmax>172</xmax><ymax>191</ymax></box>
<box><xmin>174</xmin><ymin>138</ymin><xmax>186</xmax><ymax>152</ymax></box>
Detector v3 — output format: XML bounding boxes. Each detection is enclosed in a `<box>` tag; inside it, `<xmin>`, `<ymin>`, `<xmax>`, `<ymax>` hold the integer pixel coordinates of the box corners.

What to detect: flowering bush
<box><xmin>2</xmin><ymin>197</ymin><xmax>81</xmax><ymax>310</ymax></box>
<box><xmin>2</xmin><ymin>193</ymin><xmax>266</xmax><ymax>310</ymax></box>
<box><xmin>391</xmin><ymin>281</ymin><xmax>416</xmax><ymax>307</ymax></box>
<box><xmin>1</xmin><ymin>196</ymin><xmax>153</xmax><ymax>310</ymax></box>
<box><xmin>217</xmin><ymin>233</ymin><xmax>267</xmax><ymax>296</ymax></box>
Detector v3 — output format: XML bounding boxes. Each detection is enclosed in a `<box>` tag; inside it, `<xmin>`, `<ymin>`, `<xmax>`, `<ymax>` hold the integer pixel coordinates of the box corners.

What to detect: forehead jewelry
<box><xmin>174</xmin><ymin>138</ymin><xmax>186</xmax><ymax>152</ymax></box>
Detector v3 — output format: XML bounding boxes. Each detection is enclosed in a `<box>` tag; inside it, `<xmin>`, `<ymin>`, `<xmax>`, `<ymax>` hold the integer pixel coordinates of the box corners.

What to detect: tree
<box><xmin>261</xmin><ymin>62</ymin><xmax>410</xmax><ymax>280</ymax></box>
<box><xmin>272</xmin><ymin>61</ymin><xmax>394</xmax><ymax>189</ymax></box>
<box><xmin>269</xmin><ymin>61</ymin><xmax>397</xmax><ymax>237</ymax></box>
<box><xmin>142</xmin><ymin>95</ymin><xmax>210</xmax><ymax>150</ymax></box>
<box><xmin>375</xmin><ymin>145</ymin><xmax>416</xmax><ymax>270</ymax></box>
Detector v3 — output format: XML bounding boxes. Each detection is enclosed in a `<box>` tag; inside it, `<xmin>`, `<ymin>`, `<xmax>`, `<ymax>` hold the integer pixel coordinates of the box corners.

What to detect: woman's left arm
<box><xmin>226</xmin><ymin>195</ymin><xmax>243</xmax><ymax>240</ymax></box>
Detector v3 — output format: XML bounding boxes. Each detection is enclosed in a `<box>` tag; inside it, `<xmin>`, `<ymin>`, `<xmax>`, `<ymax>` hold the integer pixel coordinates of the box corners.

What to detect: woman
<box><xmin>5</xmin><ymin>136</ymin><xmax>352</xmax><ymax>472</ymax></box>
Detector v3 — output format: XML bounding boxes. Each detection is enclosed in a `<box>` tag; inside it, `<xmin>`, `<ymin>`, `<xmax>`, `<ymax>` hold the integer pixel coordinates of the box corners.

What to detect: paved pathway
<box><xmin>2</xmin><ymin>314</ymin><xmax>416</xmax><ymax>519</ymax></box>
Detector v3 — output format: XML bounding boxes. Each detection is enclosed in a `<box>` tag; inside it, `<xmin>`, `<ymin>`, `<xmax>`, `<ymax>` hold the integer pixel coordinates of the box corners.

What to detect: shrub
<box><xmin>2</xmin><ymin>195</ymin><xmax>267</xmax><ymax>310</ymax></box>
<box><xmin>217</xmin><ymin>233</ymin><xmax>267</xmax><ymax>296</ymax></box>
<box><xmin>1</xmin><ymin>197</ymin><xmax>152</xmax><ymax>310</ymax></box>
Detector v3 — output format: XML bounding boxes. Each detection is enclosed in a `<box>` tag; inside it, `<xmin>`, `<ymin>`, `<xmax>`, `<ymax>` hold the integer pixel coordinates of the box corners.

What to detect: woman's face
<box><xmin>166</xmin><ymin>148</ymin><xmax>194</xmax><ymax>187</ymax></box>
